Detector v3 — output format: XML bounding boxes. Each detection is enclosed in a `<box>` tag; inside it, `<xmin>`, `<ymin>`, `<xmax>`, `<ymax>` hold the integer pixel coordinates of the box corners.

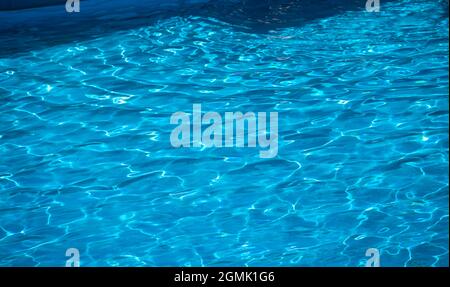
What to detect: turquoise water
<box><xmin>0</xmin><ymin>0</ymin><xmax>448</xmax><ymax>266</ymax></box>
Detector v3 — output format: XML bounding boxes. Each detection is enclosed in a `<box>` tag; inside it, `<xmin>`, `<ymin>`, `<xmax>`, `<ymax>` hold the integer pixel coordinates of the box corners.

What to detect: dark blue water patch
<box><xmin>4</xmin><ymin>0</ymin><xmax>446</xmax><ymax>57</ymax></box>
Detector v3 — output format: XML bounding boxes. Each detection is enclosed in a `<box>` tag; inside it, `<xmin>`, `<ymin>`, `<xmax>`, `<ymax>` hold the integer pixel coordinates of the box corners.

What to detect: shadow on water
<box><xmin>199</xmin><ymin>0</ymin><xmax>376</xmax><ymax>33</ymax></box>
<box><xmin>0</xmin><ymin>0</ymin><xmax>447</xmax><ymax>58</ymax></box>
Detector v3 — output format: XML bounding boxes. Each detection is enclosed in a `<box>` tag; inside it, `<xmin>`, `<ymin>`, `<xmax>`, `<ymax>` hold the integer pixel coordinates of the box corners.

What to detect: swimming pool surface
<box><xmin>0</xmin><ymin>0</ymin><xmax>448</xmax><ymax>266</ymax></box>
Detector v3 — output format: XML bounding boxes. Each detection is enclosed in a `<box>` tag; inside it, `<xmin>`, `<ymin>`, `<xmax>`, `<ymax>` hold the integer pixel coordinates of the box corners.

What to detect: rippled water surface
<box><xmin>0</xmin><ymin>0</ymin><xmax>448</xmax><ymax>266</ymax></box>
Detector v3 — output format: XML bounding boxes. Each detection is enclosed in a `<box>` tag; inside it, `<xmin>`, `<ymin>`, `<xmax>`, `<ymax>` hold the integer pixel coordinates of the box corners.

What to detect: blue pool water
<box><xmin>0</xmin><ymin>0</ymin><xmax>448</xmax><ymax>266</ymax></box>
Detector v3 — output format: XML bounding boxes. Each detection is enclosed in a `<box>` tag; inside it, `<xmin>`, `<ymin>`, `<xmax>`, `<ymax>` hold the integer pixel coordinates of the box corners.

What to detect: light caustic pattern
<box><xmin>0</xmin><ymin>0</ymin><xmax>448</xmax><ymax>266</ymax></box>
